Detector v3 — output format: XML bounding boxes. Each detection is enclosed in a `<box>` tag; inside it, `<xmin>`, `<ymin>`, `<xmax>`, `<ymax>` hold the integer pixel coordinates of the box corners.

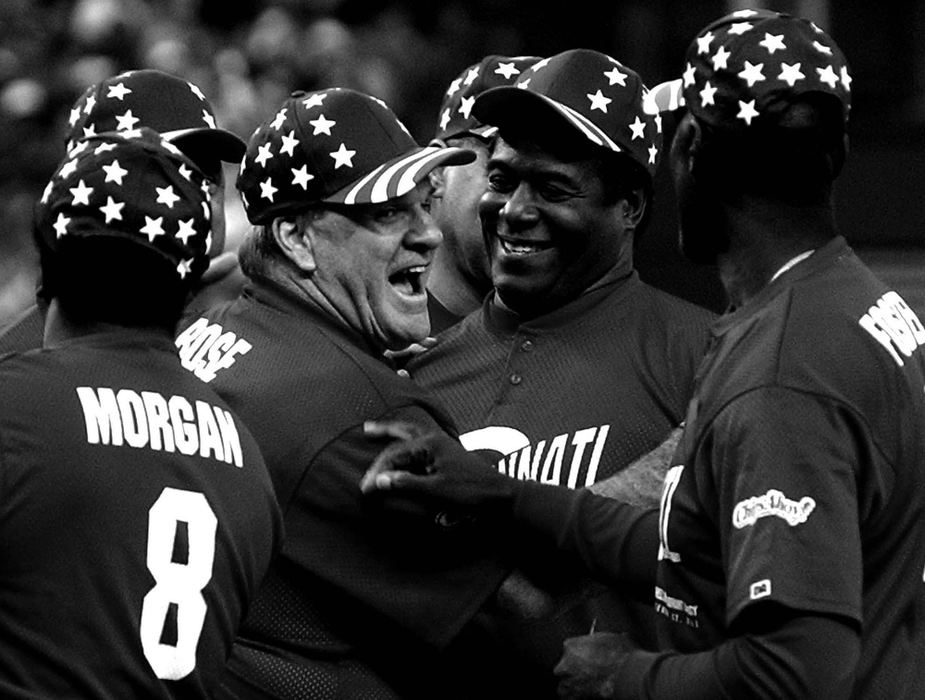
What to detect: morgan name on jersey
<box><xmin>76</xmin><ymin>386</ymin><xmax>244</xmax><ymax>467</ymax></box>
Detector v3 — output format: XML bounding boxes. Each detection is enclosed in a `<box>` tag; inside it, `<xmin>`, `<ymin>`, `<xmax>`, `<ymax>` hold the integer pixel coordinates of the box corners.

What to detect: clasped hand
<box><xmin>360</xmin><ymin>420</ymin><xmax>517</xmax><ymax>511</ymax></box>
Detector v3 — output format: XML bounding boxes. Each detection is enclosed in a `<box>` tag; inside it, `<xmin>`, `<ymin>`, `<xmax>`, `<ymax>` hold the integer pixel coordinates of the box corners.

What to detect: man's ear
<box><xmin>621</xmin><ymin>187</ymin><xmax>648</xmax><ymax>230</ymax></box>
<box><xmin>673</xmin><ymin>113</ymin><xmax>703</xmax><ymax>180</ymax></box>
<box><xmin>271</xmin><ymin>217</ymin><xmax>316</xmax><ymax>273</ymax></box>
<box><xmin>427</xmin><ymin>140</ymin><xmax>449</xmax><ymax>197</ymax></box>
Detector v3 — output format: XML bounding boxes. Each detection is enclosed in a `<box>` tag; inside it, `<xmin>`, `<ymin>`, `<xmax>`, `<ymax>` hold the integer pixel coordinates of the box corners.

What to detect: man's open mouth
<box><xmin>389</xmin><ymin>265</ymin><xmax>427</xmax><ymax>296</ymax></box>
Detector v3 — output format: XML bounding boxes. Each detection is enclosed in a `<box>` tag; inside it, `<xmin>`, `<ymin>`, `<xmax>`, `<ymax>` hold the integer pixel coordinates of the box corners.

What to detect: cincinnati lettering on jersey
<box><xmin>459</xmin><ymin>424</ymin><xmax>610</xmax><ymax>488</ymax></box>
<box><xmin>175</xmin><ymin>317</ymin><xmax>252</xmax><ymax>383</ymax></box>
<box><xmin>655</xmin><ymin>586</ymin><xmax>699</xmax><ymax>629</ymax></box>
<box><xmin>858</xmin><ymin>290</ymin><xmax>925</xmax><ymax>367</ymax></box>
<box><xmin>76</xmin><ymin>387</ymin><xmax>243</xmax><ymax>467</ymax></box>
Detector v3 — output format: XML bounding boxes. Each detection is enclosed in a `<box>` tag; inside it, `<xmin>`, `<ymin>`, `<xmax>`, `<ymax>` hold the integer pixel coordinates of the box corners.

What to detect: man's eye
<box><xmin>487</xmin><ymin>172</ymin><xmax>514</xmax><ymax>194</ymax></box>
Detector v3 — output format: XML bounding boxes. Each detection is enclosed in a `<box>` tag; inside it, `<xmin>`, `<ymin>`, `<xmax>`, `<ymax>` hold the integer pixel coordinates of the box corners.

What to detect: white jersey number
<box><xmin>140</xmin><ymin>488</ymin><xmax>217</xmax><ymax>680</ymax></box>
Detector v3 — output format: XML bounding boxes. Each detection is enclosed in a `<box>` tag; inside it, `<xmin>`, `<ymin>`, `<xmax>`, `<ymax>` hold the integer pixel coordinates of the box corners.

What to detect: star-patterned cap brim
<box><xmin>434</xmin><ymin>55</ymin><xmax>542</xmax><ymax>141</ymax></box>
<box><xmin>36</xmin><ymin>128</ymin><xmax>213</xmax><ymax>284</ymax></box>
<box><xmin>324</xmin><ymin>145</ymin><xmax>474</xmax><ymax>205</ymax></box>
<box><xmin>473</xmin><ymin>49</ymin><xmax>662</xmax><ymax>178</ymax></box>
<box><xmin>237</xmin><ymin>87</ymin><xmax>475</xmax><ymax>224</ymax></box>
<box><xmin>66</xmin><ymin>68</ymin><xmax>245</xmax><ymax>163</ymax></box>
<box><xmin>649</xmin><ymin>9</ymin><xmax>851</xmax><ymax>130</ymax></box>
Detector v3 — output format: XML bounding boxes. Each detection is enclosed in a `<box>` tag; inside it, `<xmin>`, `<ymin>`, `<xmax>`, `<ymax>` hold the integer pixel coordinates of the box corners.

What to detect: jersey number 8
<box><xmin>140</xmin><ymin>487</ymin><xmax>217</xmax><ymax>680</ymax></box>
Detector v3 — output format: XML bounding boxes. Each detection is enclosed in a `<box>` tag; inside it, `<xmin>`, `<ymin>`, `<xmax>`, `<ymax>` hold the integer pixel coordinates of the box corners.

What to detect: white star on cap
<box><xmin>94</xmin><ymin>142</ymin><xmax>117</xmax><ymax>155</ymax></box>
<box><xmin>82</xmin><ymin>124</ymin><xmax>97</xmax><ymax>138</ymax></box>
<box><xmin>291</xmin><ymin>165</ymin><xmax>314</xmax><ymax>190</ymax></box>
<box><xmin>759</xmin><ymin>33</ymin><xmax>786</xmax><ymax>54</ymax></box>
<box><xmin>532</xmin><ymin>58</ymin><xmax>551</xmax><ymax>71</ymax></box>
<box><xmin>736</xmin><ymin>99</ymin><xmax>759</xmax><ymax>125</ymax></box>
<box><xmin>682</xmin><ymin>62</ymin><xmax>696</xmax><ymax>87</ymax></box>
<box><xmin>69</xmin><ymin>105</ymin><xmax>82</xmax><ymax>126</ymax></box>
<box><xmin>259</xmin><ymin>177</ymin><xmax>278</xmax><ymax>202</ymax></box>
<box><xmin>102</xmin><ymin>159</ymin><xmax>128</xmax><ymax>185</ymax></box>
<box><xmin>840</xmin><ymin>66</ymin><xmax>852</xmax><ymax>91</ymax></box>
<box><xmin>178</xmin><ymin>163</ymin><xmax>192</xmax><ymax>180</ymax></box>
<box><xmin>712</xmin><ymin>46</ymin><xmax>731</xmax><ymax>71</ymax></box>
<box><xmin>302</xmin><ymin>93</ymin><xmax>327</xmax><ymax>109</ymax></box>
<box><xmin>59</xmin><ymin>159</ymin><xmax>79</xmax><ymax>180</ymax></box>
<box><xmin>810</xmin><ymin>22</ymin><xmax>825</xmax><ymax>35</ymax></box>
<box><xmin>41</xmin><ymin>181</ymin><xmax>53</xmax><ymax>204</ymax></box>
<box><xmin>205</xmin><ymin>230</ymin><xmax>213</xmax><ymax>253</ymax></box>
<box><xmin>99</xmin><ymin>196</ymin><xmax>125</xmax><ymax>223</ymax></box>
<box><xmin>700</xmin><ymin>81</ymin><xmax>717</xmax><ymax>106</ymax></box>
<box><xmin>69</xmin><ymin>179</ymin><xmax>93</xmax><ymax>206</ymax></box>
<box><xmin>177</xmin><ymin>259</ymin><xmax>193</xmax><ymax>279</ymax></box>
<box><xmin>176</xmin><ymin>218</ymin><xmax>197</xmax><ymax>244</ymax></box>
<box><xmin>310</xmin><ymin>114</ymin><xmax>336</xmax><ymax>135</ymax></box>
<box><xmin>696</xmin><ymin>31</ymin><xmax>715</xmax><ymax>54</ymax></box>
<box><xmin>459</xmin><ymin>95</ymin><xmax>475</xmax><ymax>119</ymax></box>
<box><xmin>604</xmin><ymin>66</ymin><xmax>627</xmax><ymax>86</ymax></box>
<box><xmin>629</xmin><ymin>116</ymin><xmax>646</xmax><ymax>140</ymax></box>
<box><xmin>107</xmin><ymin>82</ymin><xmax>132</xmax><ymax>100</ymax></box>
<box><xmin>728</xmin><ymin>22</ymin><xmax>753</xmax><ymax>35</ymax></box>
<box><xmin>270</xmin><ymin>108</ymin><xmax>288</xmax><ymax>130</ymax></box>
<box><xmin>115</xmin><ymin>109</ymin><xmax>139</xmax><ymax>130</ymax></box>
<box><xmin>654</xmin><ymin>113</ymin><xmax>663</xmax><ymax>134</ymax></box>
<box><xmin>463</xmin><ymin>67</ymin><xmax>480</xmax><ymax>85</ymax></box>
<box><xmin>587</xmin><ymin>90</ymin><xmax>612</xmax><ymax>113</ymax></box>
<box><xmin>280</xmin><ymin>130</ymin><xmax>299</xmax><ymax>157</ymax></box>
<box><xmin>813</xmin><ymin>41</ymin><xmax>833</xmax><ymax>56</ymax></box>
<box><xmin>140</xmin><ymin>216</ymin><xmax>165</xmax><ymax>242</ymax></box>
<box><xmin>83</xmin><ymin>94</ymin><xmax>96</xmax><ymax>115</ymax></box>
<box><xmin>188</xmin><ymin>82</ymin><xmax>206</xmax><ymax>101</ymax></box>
<box><xmin>156</xmin><ymin>185</ymin><xmax>181</xmax><ymax>209</ymax></box>
<box><xmin>122</xmin><ymin>128</ymin><xmax>144</xmax><ymax>139</ymax></box>
<box><xmin>778</xmin><ymin>62</ymin><xmax>805</xmax><ymax>87</ymax></box>
<box><xmin>738</xmin><ymin>61</ymin><xmax>765</xmax><ymax>87</ymax></box>
<box><xmin>202</xmin><ymin>110</ymin><xmax>217</xmax><ymax>129</ymax></box>
<box><xmin>446</xmin><ymin>77</ymin><xmax>462</xmax><ymax>96</ymax></box>
<box><xmin>53</xmin><ymin>212</ymin><xmax>71</xmax><ymax>238</ymax></box>
<box><xmin>330</xmin><ymin>143</ymin><xmax>356</xmax><ymax>169</ymax></box>
<box><xmin>517</xmin><ymin>78</ymin><xmax>531</xmax><ymax>90</ymax></box>
<box><xmin>255</xmin><ymin>143</ymin><xmax>274</xmax><ymax>167</ymax></box>
<box><xmin>495</xmin><ymin>62</ymin><xmax>520</xmax><ymax>79</ymax></box>
<box><xmin>817</xmin><ymin>64</ymin><xmax>839</xmax><ymax>89</ymax></box>
<box><xmin>648</xmin><ymin>144</ymin><xmax>658</xmax><ymax>165</ymax></box>
<box><xmin>732</xmin><ymin>9</ymin><xmax>758</xmax><ymax>17</ymax></box>
<box><xmin>69</xmin><ymin>141</ymin><xmax>89</xmax><ymax>157</ymax></box>
<box><xmin>439</xmin><ymin>108</ymin><xmax>451</xmax><ymax>131</ymax></box>
<box><xmin>202</xmin><ymin>201</ymin><xmax>210</xmax><ymax>219</ymax></box>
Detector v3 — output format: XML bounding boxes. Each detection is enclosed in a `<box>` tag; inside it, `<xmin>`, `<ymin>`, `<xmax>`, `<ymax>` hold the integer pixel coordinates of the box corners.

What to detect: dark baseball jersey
<box><xmin>0</xmin><ymin>302</ymin><xmax>45</xmax><ymax>356</ymax></box>
<box><xmin>407</xmin><ymin>271</ymin><xmax>715</xmax><ymax>695</ymax></box>
<box><xmin>659</xmin><ymin>237</ymin><xmax>925</xmax><ymax>698</ymax></box>
<box><xmin>174</xmin><ymin>282</ymin><xmax>510</xmax><ymax>699</ymax></box>
<box><xmin>0</xmin><ymin>329</ymin><xmax>281</xmax><ymax>699</ymax></box>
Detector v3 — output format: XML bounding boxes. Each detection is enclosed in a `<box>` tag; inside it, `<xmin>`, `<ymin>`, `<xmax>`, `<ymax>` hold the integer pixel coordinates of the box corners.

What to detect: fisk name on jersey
<box><xmin>176</xmin><ymin>317</ymin><xmax>252</xmax><ymax>382</ymax></box>
<box><xmin>459</xmin><ymin>424</ymin><xmax>610</xmax><ymax>488</ymax></box>
<box><xmin>76</xmin><ymin>386</ymin><xmax>243</xmax><ymax>467</ymax></box>
<box><xmin>858</xmin><ymin>290</ymin><xmax>925</xmax><ymax>367</ymax></box>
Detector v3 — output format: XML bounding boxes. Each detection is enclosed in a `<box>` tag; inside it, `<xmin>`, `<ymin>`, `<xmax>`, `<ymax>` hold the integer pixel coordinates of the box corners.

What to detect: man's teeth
<box><xmin>500</xmin><ymin>239</ymin><xmax>546</xmax><ymax>255</ymax></box>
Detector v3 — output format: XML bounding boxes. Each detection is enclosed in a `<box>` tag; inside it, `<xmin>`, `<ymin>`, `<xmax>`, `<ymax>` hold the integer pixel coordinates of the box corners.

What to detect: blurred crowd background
<box><xmin>2</xmin><ymin>0</ymin><xmax>924</xmax><ymax>324</ymax></box>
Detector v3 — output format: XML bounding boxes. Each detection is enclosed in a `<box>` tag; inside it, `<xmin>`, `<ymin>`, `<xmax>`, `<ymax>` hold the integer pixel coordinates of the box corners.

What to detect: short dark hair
<box><xmin>692</xmin><ymin>93</ymin><xmax>846</xmax><ymax>205</ymax></box>
<box><xmin>38</xmin><ymin>234</ymin><xmax>187</xmax><ymax>329</ymax></box>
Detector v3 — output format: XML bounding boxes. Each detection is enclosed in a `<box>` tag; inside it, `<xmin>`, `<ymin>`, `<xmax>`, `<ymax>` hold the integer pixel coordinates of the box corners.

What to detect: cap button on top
<box><xmin>520</xmin><ymin>339</ymin><xmax>534</xmax><ymax>352</ymax></box>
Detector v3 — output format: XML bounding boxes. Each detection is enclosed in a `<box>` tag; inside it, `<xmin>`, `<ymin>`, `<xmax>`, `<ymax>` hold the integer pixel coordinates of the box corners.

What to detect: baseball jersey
<box><xmin>0</xmin><ymin>302</ymin><xmax>45</xmax><ymax>356</ymax></box>
<box><xmin>175</xmin><ymin>282</ymin><xmax>510</xmax><ymax>699</ymax></box>
<box><xmin>407</xmin><ymin>271</ymin><xmax>715</xmax><ymax>695</ymax></box>
<box><xmin>659</xmin><ymin>237</ymin><xmax>925</xmax><ymax>698</ymax></box>
<box><xmin>0</xmin><ymin>329</ymin><xmax>281</xmax><ymax>699</ymax></box>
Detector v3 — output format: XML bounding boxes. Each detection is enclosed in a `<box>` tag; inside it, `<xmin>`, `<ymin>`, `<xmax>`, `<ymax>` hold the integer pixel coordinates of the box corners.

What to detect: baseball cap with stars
<box><xmin>35</xmin><ymin>128</ymin><xmax>214</xmax><ymax>284</ymax></box>
<box><xmin>434</xmin><ymin>54</ymin><xmax>542</xmax><ymax>142</ymax></box>
<box><xmin>472</xmin><ymin>48</ymin><xmax>662</xmax><ymax>179</ymax></box>
<box><xmin>65</xmin><ymin>69</ymin><xmax>245</xmax><ymax>166</ymax></box>
<box><xmin>645</xmin><ymin>9</ymin><xmax>851</xmax><ymax>130</ymax></box>
<box><xmin>236</xmin><ymin>87</ymin><xmax>476</xmax><ymax>225</ymax></box>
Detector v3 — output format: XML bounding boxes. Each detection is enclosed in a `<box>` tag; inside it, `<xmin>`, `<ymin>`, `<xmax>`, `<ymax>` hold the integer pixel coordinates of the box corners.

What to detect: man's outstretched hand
<box><xmin>555</xmin><ymin>632</ymin><xmax>640</xmax><ymax>699</ymax></box>
<box><xmin>361</xmin><ymin>421</ymin><xmax>518</xmax><ymax>511</ymax></box>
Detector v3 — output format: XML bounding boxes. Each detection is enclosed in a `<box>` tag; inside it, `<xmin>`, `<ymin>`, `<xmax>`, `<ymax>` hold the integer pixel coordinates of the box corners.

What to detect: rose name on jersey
<box><xmin>175</xmin><ymin>317</ymin><xmax>252</xmax><ymax>383</ymax></box>
<box><xmin>76</xmin><ymin>386</ymin><xmax>243</xmax><ymax>467</ymax></box>
<box><xmin>858</xmin><ymin>290</ymin><xmax>925</xmax><ymax>367</ymax></box>
<box><xmin>459</xmin><ymin>424</ymin><xmax>610</xmax><ymax>488</ymax></box>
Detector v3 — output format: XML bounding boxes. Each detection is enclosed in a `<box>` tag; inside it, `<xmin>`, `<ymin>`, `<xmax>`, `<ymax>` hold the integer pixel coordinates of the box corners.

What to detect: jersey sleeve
<box><xmin>278</xmin><ymin>402</ymin><xmax>510</xmax><ymax>650</ymax></box>
<box><xmin>710</xmin><ymin>387</ymin><xmax>874</xmax><ymax>626</ymax></box>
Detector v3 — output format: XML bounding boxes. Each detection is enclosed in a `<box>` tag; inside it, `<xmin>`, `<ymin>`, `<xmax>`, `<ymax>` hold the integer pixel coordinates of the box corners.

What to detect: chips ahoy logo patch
<box><xmin>732</xmin><ymin>489</ymin><xmax>816</xmax><ymax>529</ymax></box>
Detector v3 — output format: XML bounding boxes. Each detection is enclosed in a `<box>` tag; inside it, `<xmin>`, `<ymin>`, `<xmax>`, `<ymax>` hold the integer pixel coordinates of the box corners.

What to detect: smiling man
<box><xmin>173</xmin><ymin>87</ymin><xmax>515</xmax><ymax>699</ymax></box>
<box><xmin>403</xmin><ymin>49</ymin><xmax>717</xmax><ymax>697</ymax></box>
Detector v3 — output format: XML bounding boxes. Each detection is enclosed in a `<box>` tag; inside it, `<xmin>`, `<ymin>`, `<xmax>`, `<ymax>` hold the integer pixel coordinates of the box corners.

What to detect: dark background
<box><xmin>2</xmin><ymin>0</ymin><xmax>923</xmax><ymax>321</ymax></box>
